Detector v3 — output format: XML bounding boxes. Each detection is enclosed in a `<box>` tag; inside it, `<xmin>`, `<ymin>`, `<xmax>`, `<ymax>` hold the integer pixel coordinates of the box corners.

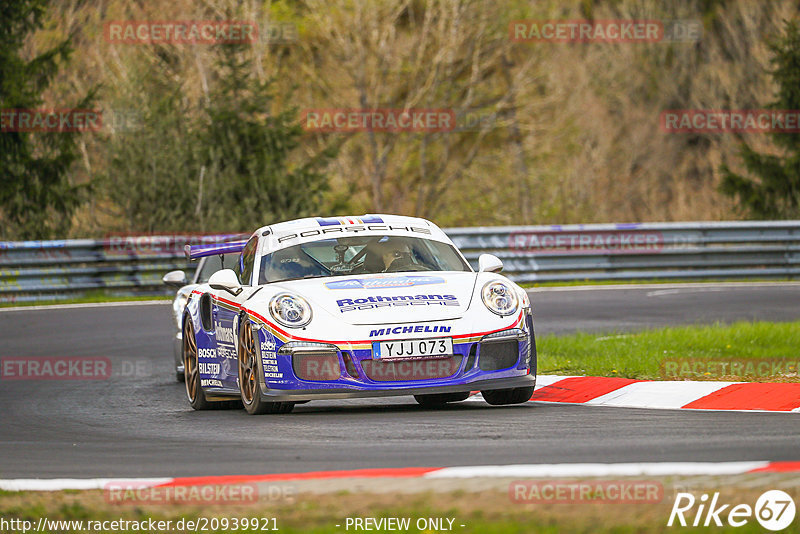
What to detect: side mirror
<box><xmin>478</xmin><ymin>253</ymin><xmax>504</xmax><ymax>273</ymax></box>
<box><xmin>162</xmin><ymin>270</ymin><xmax>187</xmax><ymax>288</ymax></box>
<box><xmin>208</xmin><ymin>269</ymin><xmax>242</xmax><ymax>295</ymax></box>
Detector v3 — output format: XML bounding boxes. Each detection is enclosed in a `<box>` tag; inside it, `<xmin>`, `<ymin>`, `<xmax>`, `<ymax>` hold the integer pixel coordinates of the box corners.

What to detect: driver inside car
<box><xmin>369</xmin><ymin>239</ymin><xmax>414</xmax><ymax>272</ymax></box>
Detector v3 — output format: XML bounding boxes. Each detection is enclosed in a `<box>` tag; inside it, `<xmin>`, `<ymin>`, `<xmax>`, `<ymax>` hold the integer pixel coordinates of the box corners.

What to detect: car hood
<box><xmin>266</xmin><ymin>272</ymin><xmax>478</xmax><ymax>326</ymax></box>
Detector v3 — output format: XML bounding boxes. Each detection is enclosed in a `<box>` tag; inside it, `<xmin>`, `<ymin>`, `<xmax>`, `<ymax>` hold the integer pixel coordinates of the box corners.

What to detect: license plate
<box><xmin>372</xmin><ymin>338</ymin><xmax>453</xmax><ymax>360</ymax></box>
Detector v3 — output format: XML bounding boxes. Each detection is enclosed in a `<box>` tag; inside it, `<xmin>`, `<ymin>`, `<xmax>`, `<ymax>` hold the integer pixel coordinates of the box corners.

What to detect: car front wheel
<box><xmin>237</xmin><ymin>318</ymin><xmax>294</xmax><ymax>415</ymax></box>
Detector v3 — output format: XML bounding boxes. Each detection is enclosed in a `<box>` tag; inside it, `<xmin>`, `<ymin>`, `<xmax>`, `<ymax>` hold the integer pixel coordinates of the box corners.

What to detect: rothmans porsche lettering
<box><xmin>337</xmin><ymin>294</ymin><xmax>459</xmax><ymax>313</ymax></box>
<box><xmin>369</xmin><ymin>325</ymin><xmax>452</xmax><ymax>337</ymax></box>
<box><xmin>199</xmin><ymin>362</ymin><xmax>220</xmax><ymax>375</ymax></box>
<box><xmin>337</xmin><ymin>294</ymin><xmax>457</xmax><ymax>306</ymax></box>
<box><xmin>260</xmin><ymin>340</ymin><xmax>276</xmax><ymax>352</ymax></box>
<box><xmin>277</xmin><ymin>225</ymin><xmax>431</xmax><ymax>243</ymax></box>
<box><xmin>215</xmin><ymin>322</ymin><xmax>235</xmax><ymax>344</ymax></box>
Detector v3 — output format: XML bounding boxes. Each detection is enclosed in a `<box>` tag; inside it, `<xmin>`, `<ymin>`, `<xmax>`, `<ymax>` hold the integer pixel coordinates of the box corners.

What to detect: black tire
<box><xmin>175</xmin><ymin>342</ymin><xmax>185</xmax><ymax>382</ymax></box>
<box><xmin>183</xmin><ymin>318</ymin><xmax>214</xmax><ymax>410</ymax></box>
<box><xmin>481</xmin><ymin>386</ymin><xmax>535</xmax><ymax>406</ymax></box>
<box><xmin>414</xmin><ymin>392</ymin><xmax>470</xmax><ymax>407</ymax></box>
<box><xmin>237</xmin><ymin>318</ymin><xmax>294</xmax><ymax>415</ymax></box>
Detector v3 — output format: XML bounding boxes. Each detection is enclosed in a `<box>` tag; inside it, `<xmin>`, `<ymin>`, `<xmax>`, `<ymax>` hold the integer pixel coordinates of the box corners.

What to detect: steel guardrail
<box><xmin>1</xmin><ymin>221</ymin><xmax>798</xmax><ymax>302</ymax></box>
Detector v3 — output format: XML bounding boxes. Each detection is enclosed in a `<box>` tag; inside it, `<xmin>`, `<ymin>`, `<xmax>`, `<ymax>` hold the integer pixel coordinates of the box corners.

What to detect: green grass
<box><xmin>0</xmin><ymin>290</ymin><xmax>171</xmax><ymax>308</ymax></box>
<box><xmin>538</xmin><ymin>320</ymin><xmax>800</xmax><ymax>381</ymax></box>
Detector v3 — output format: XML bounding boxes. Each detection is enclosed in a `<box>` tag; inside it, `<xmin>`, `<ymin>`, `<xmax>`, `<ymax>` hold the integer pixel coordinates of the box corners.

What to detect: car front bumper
<box><xmin>254</xmin><ymin>374</ymin><xmax>536</xmax><ymax>402</ymax></box>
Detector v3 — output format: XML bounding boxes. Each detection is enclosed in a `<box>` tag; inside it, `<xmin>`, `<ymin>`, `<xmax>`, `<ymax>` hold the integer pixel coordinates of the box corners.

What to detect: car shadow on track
<box><xmin>178</xmin><ymin>398</ymin><xmax>549</xmax><ymax>417</ymax></box>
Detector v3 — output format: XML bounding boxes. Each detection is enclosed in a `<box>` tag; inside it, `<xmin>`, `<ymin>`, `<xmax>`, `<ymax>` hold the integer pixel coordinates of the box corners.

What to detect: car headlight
<box><xmin>269</xmin><ymin>293</ymin><xmax>313</xmax><ymax>328</ymax></box>
<box><xmin>481</xmin><ymin>281</ymin><xmax>519</xmax><ymax>316</ymax></box>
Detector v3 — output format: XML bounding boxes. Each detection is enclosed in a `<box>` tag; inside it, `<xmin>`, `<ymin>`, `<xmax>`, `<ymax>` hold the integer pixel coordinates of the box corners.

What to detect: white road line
<box><xmin>0</xmin><ymin>477</ymin><xmax>171</xmax><ymax>491</ymax></box>
<box><xmin>424</xmin><ymin>462</ymin><xmax>771</xmax><ymax>479</ymax></box>
<box><xmin>646</xmin><ymin>287</ymin><xmax>725</xmax><ymax>297</ymax></box>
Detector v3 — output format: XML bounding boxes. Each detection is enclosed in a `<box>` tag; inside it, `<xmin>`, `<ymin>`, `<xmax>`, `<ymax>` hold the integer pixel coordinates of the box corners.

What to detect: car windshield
<box><xmin>195</xmin><ymin>254</ymin><xmax>239</xmax><ymax>283</ymax></box>
<box><xmin>259</xmin><ymin>235</ymin><xmax>471</xmax><ymax>284</ymax></box>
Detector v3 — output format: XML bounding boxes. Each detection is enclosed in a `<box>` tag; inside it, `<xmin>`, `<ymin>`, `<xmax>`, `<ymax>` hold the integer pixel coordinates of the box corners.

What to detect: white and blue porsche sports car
<box><xmin>182</xmin><ymin>215</ymin><xmax>536</xmax><ymax>414</ymax></box>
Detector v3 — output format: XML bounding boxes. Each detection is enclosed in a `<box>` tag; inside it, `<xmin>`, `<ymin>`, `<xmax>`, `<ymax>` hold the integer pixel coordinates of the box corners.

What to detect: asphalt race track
<box><xmin>1</xmin><ymin>283</ymin><xmax>799</xmax><ymax>479</ymax></box>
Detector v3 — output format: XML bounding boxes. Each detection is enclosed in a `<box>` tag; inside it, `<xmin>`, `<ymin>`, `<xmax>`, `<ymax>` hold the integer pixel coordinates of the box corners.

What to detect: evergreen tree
<box><xmin>720</xmin><ymin>20</ymin><xmax>800</xmax><ymax>219</ymax></box>
<box><xmin>0</xmin><ymin>0</ymin><xmax>93</xmax><ymax>239</ymax></box>
<box><xmin>199</xmin><ymin>46</ymin><xmax>337</xmax><ymax>231</ymax></box>
<box><xmin>104</xmin><ymin>45</ymin><xmax>337</xmax><ymax>234</ymax></box>
<box><xmin>102</xmin><ymin>76</ymin><xmax>200</xmax><ymax>233</ymax></box>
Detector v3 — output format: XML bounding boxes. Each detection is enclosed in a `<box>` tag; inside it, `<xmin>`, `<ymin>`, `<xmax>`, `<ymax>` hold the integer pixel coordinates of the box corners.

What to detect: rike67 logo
<box><xmin>668</xmin><ymin>490</ymin><xmax>796</xmax><ymax>531</ymax></box>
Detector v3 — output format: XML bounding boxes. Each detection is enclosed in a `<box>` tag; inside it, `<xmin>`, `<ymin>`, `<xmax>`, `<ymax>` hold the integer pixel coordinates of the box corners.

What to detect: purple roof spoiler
<box><xmin>185</xmin><ymin>240</ymin><xmax>248</xmax><ymax>260</ymax></box>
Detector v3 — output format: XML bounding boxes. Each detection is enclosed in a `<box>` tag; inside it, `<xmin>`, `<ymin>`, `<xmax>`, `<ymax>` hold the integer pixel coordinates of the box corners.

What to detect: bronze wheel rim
<box><xmin>183</xmin><ymin>320</ymin><xmax>199</xmax><ymax>402</ymax></box>
<box><xmin>238</xmin><ymin>322</ymin><xmax>257</xmax><ymax>404</ymax></box>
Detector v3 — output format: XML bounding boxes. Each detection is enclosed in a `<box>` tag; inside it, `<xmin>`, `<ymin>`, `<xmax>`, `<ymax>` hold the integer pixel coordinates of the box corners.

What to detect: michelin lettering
<box><xmin>370</xmin><ymin>325</ymin><xmax>452</xmax><ymax>337</ymax></box>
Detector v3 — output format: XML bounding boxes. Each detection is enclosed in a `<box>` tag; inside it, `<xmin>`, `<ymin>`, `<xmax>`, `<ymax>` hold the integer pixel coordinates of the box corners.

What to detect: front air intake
<box><xmin>281</xmin><ymin>342</ymin><xmax>342</xmax><ymax>382</ymax></box>
<box><xmin>478</xmin><ymin>340</ymin><xmax>519</xmax><ymax>371</ymax></box>
<box><xmin>292</xmin><ymin>352</ymin><xmax>341</xmax><ymax>381</ymax></box>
